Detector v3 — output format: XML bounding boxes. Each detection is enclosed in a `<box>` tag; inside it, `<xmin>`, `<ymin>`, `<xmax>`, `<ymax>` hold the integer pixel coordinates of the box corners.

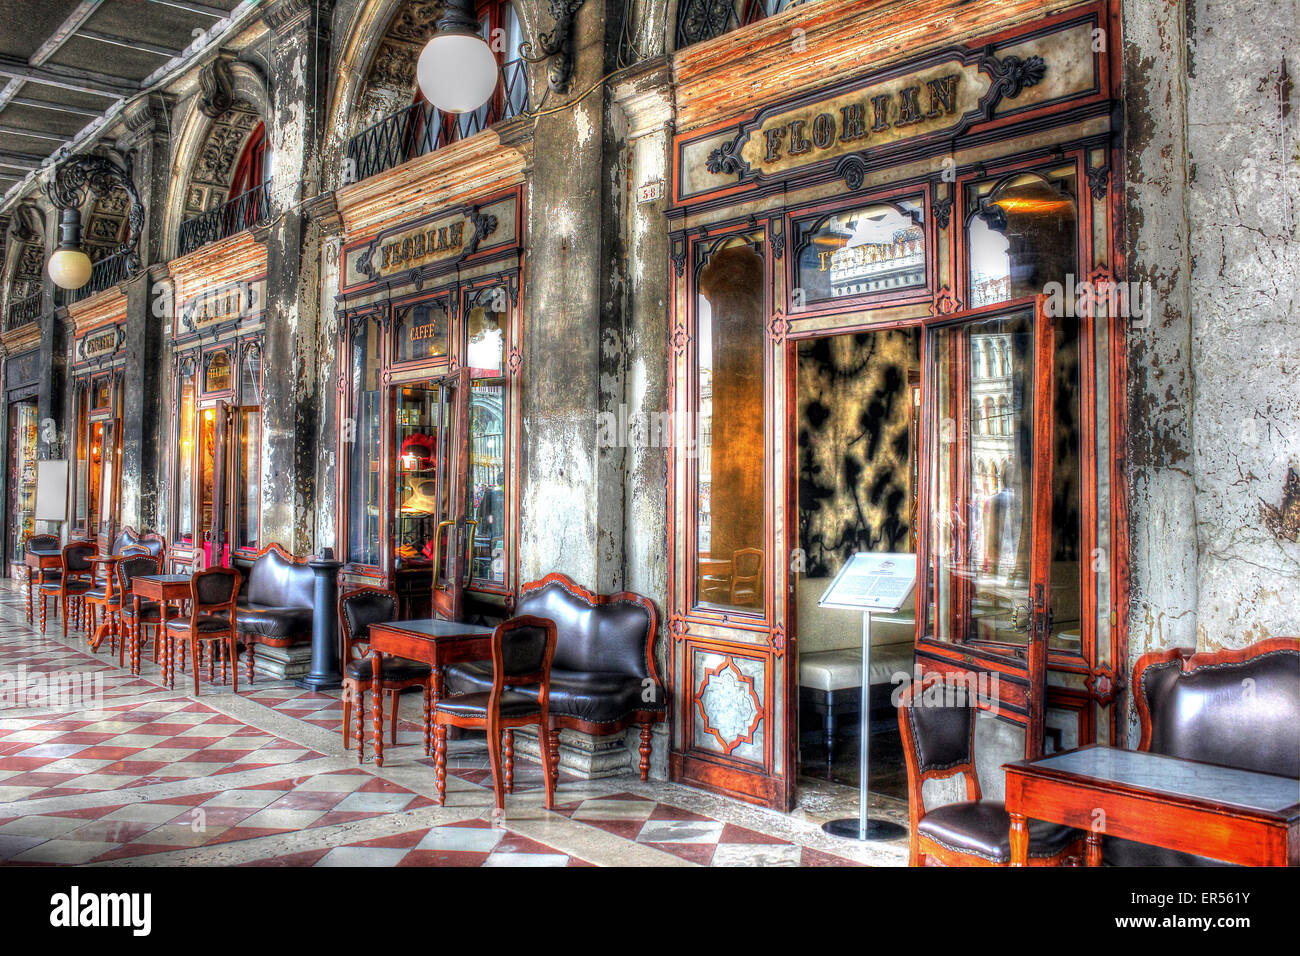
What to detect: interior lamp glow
<box><xmin>416</xmin><ymin>0</ymin><xmax>499</xmax><ymax>114</ymax></box>
<box><xmin>47</xmin><ymin>207</ymin><xmax>93</xmax><ymax>290</ymax></box>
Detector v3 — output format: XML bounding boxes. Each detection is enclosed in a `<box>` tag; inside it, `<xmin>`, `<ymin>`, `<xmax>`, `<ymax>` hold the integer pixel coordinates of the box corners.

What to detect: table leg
<box><xmin>1086</xmin><ymin>832</ymin><xmax>1103</xmax><ymax>867</ymax></box>
<box><xmin>372</xmin><ymin>650</ymin><xmax>385</xmax><ymax>767</ymax></box>
<box><xmin>1009</xmin><ymin>812</ymin><xmax>1028</xmax><ymax>866</ymax></box>
<box><xmin>160</xmin><ymin>601</ymin><xmax>172</xmax><ymax>690</ymax></box>
<box><xmin>24</xmin><ymin>567</ymin><xmax>32</xmax><ymax>624</ymax></box>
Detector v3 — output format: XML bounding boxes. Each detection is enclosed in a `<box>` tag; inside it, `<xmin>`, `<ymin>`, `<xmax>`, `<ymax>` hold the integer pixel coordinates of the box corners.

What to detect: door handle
<box><xmin>464</xmin><ymin>519</ymin><xmax>477</xmax><ymax>588</ymax></box>
<box><xmin>430</xmin><ymin>519</ymin><xmax>455</xmax><ymax>588</ymax></box>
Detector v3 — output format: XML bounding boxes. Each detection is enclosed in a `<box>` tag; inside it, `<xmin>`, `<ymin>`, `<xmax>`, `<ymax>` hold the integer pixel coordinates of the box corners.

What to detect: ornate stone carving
<box><xmin>198</xmin><ymin>55</ymin><xmax>236</xmax><ymax>119</ymax></box>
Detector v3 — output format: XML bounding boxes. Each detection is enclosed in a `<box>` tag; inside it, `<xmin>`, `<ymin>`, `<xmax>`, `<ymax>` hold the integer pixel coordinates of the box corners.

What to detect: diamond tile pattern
<box><xmin>0</xmin><ymin>584</ymin><xmax>868</xmax><ymax>867</ymax></box>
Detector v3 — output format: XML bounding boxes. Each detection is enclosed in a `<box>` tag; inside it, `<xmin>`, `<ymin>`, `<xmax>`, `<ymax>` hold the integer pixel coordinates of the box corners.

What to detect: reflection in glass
<box><xmin>177</xmin><ymin>367</ymin><xmax>196</xmax><ymax>543</ymax></box>
<box><xmin>205</xmin><ymin>350</ymin><xmax>233</xmax><ymax>393</ymax></box>
<box><xmin>927</xmin><ymin>310</ymin><xmax>1035</xmax><ymax>646</ymax></box>
<box><xmin>968</xmin><ymin>172</ymin><xmax>1077</xmax><ymax>308</ymax></box>
<box><xmin>198</xmin><ymin>407</ymin><xmax>217</xmax><ymax>544</ymax></box>
<box><xmin>395</xmin><ymin>301</ymin><xmax>449</xmax><ymax>364</ymax></box>
<box><xmin>469</xmin><ymin>380</ymin><xmax>505</xmax><ymax>584</ymax></box>
<box><xmin>348</xmin><ymin>319</ymin><xmax>382</xmax><ymax>566</ymax></box>
<box><xmin>1050</xmin><ymin>316</ymin><xmax>1082</xmax><ymax>651</ymax></box>
<box><xmin>696</xmin><ymin>237</ymin><xmax>765</xmax><ymax>610</ymax></box>
<box><xmin>396</xmin><ymin>385</ymin><xmax>442</xmax><ymax>566</ymax></box>
<box><xmin>796</xmin><ymin>199</ymin><xmax>925</xmax><ymax>304</ymax></box>
<box><xmin>236</xmin><ymin>408</ymin><xmax>260</xmax><ymax>550</ymax></box>
<box><xmin>467</xmin><ymin>295</ymin><xmax>505</xmax><ymax>373</ymax></box>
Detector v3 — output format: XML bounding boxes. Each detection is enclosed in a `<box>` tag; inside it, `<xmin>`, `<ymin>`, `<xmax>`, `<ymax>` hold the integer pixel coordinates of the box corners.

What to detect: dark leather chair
<box><xmin>434</xmin><ymin>615</ymin><xmax>558</xmax><ymax>810</ymax></box>
<box><xmin>117</xmin><ymin>555</ymin><xmax>163</xmax><ymax>674</ymax></box>
<box><xmin>444</xmin><ymin>572</ymin><xmax>666</xmax><ymax>782</ymax></box>
<box><xmin>1103</xmin><ymin>637</ymin><xmax>1300</xmax><ymax>866</ymax></box>
<box><xmin>339</xmin><ymin>587</ymin><xmax>432</xmax><ymax>762</ymax></box>
<box><xmin>234</xmin><ymin>543</ymin><xmax>314</xmax><ymax>683</ymax></box>
<box><xmin>164</xmin><ymin>567</ymin><xmax>243</xmax><ymax>696</ymax></box>
<box><xmin>898</xmin><ymin>675</ymin><xmax>1083</xmax><ymax>866</ymax></box>
<box><xmin>23</xmin><ymin>533</ymin><xmax>61</xmax><ymax>625</ymax></box>
<box><xmin>38</xmin><ymin>542</ymin><xmax>96</xmax><ymax>637</ymax></box>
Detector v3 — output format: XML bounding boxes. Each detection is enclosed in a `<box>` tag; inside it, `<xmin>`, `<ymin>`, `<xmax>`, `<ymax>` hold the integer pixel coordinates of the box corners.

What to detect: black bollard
<box><xmin>298</xmin><ymin>548</ymin><xmax>344</xmax><ymax>690</ymax></box>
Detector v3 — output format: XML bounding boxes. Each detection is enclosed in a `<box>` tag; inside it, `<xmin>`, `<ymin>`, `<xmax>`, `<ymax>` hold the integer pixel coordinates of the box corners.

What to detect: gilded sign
<box><xmin>82</xmin><ymin>328</ymin><xmax>120</xmax><ymax>360</ymax></box>
<box><xmin>377</xmin><ymin>220</ymin><xmax>465</xmax><ymax>274</ymax></box>
<box><xmin>704</xmin><ymin>51</ymin><xmax>1047</xmax><ymax>184</ymax></box>
<box><xmin>350</xmin><ymin>205</ymin><xmax>501</xmax><ymax>287</ymax></box>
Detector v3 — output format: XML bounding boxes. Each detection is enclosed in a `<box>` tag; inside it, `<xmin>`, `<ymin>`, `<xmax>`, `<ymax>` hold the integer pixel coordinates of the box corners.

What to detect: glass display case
<box><xmin>7</xmin><ymin>401</ymin><xmax>38</xmax><ymax>565</ymax></box>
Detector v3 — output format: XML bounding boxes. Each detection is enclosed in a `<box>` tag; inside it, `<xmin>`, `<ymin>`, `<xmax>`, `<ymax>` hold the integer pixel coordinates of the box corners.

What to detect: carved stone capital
<box><xmin>262</xmin><ymin>0</ymin><xmax>334</xmax><ymax>38</ymax></box>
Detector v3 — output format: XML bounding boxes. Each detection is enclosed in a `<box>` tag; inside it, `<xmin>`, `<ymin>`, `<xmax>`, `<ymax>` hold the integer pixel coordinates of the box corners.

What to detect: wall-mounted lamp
<box><xmin>44</xmin><ymin>149</ymin><xmax>143</xmax><ymax>291</ymax></box>
<box><xmin>417</xmin><ymin>0</ymin><xmax>587</xmax><ymax>113</ymax></box>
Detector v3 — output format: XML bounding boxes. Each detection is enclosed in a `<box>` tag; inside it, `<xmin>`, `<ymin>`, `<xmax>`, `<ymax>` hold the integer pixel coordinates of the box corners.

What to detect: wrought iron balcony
<box><xmin>344</xmin><ymin>58</ymin><xmax>529</xmax><ymax>185</ymax></box>
<box><xmin>177</xmin><ymin>179</ymin><xmax>273</xmax><ymax>257</ymax></box>
<box><xmin>70</xmin><ymin>250</ymin><xmax>131</xmax><ymax>304</ymax></box>
<box><xmin>5</xmin><ymin>291</ymin><xmax>45</xmax><ymax>330</ymax></box>
<box><xmin>675</xmin><ymin>0</ymin><xmax>809</xmax><ymax>49</ymax></box>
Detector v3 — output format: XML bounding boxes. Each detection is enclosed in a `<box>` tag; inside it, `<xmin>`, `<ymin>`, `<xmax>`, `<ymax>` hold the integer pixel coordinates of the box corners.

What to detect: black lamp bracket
<box><xmin>44</xmin><ymin>147</ymin><xmax>144</xmax><ymax>275</ymax></box>
<box><xmin>519</xmin><ymin>0</ymin><xmax>587</xmax><ymax>95</ymax></box>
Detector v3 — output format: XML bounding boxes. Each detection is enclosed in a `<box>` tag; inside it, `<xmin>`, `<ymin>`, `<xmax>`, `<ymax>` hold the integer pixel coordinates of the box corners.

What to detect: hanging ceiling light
<box><xmin>417</xmin><ymin>0</ymin><xmax>500</xmax><ymax>114</ymax></box>
<box><xmin>47</xmin><ymin>208</ymin><xmax>93</xmax><ymax>291</ymax></box>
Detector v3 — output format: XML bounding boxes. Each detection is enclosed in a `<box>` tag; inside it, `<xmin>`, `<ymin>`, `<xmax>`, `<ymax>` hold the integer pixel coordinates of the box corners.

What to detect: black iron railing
<box><xmin>177</xmin><ymin>179</ymin><xmax>273</xmax><ymax>257</ymax></box>
<box><xmin>675</xmin><ymin>0</ymin><xmax>808</xmax><ymax>49</ymax></box>
<box><xmin>71</xmin><ymin>250</ymin><xmax>130</xmax><ymax>303</ymax></box>
<box><xmin>5</xmin><ymin>291</ymin><xmax>44</xmax><ymax>329</ymax></box>
<box><xmin>345</xmin><ymin>58</ymin><xmax>529</xmax><ymax>185</ymax></box>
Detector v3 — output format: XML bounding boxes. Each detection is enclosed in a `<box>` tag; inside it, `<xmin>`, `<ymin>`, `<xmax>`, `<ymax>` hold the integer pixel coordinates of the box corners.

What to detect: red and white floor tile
<box><xmin>0</xmin><ymin>583</ymin><xmax>901</xmax><ymax>866</ymax></box>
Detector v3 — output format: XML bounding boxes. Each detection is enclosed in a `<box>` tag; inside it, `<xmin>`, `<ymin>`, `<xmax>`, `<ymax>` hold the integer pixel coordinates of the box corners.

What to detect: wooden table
<box><xmin>368</xmin><ymin>618</ymin><xmax>496</xmax><ymax>766</ymax></box>
<box><xmin>86</xmin><ymin>554</ymin><xmax>124</xmax><ymax>653</ymax></box>
<box><xmin>132</xmin><ymin>573</ymin><xmax>193</xmax><ymax>683</ymax></box>
<box><xmin>23</xmin><ymin>547</ymin><xmax>62</xmax><ymax>624</ymax></box>
<box><xmin>1004</xmin><ymin>744</ymin><xmax>1300</xmax><ymax>867</ymax></box>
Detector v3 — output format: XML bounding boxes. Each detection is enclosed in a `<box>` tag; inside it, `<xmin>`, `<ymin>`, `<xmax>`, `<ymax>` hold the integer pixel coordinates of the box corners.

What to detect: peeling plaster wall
<box><xmin>1123</xmin><ymin>0</ymin><xmax>1299</xmax><ymax>744</ymax></box>
<box><xmin>1184</xmin><ymin>0</ymin><xmax>1299</xmax><ymax>649</ymax></box>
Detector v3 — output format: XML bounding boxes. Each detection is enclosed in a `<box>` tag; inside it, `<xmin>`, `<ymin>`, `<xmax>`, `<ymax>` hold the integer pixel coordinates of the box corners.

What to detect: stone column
<box><xmin>117</xmin><ymin>265</ymin><xmax>166</xmax><ymax>532</ymax></box>
<box><xmin>259</xmin><ymin>0</ymin><xmax>335</xmax><ymax>555</ymax></box>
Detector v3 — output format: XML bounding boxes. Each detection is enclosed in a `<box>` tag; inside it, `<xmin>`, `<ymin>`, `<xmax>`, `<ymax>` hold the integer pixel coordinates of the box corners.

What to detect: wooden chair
<box><xmin>730</xmin><ymin>547</ymin><xmax>763</xmax><ymax>606</ymax></box>
<box><xmin>433</xmin><ymin>615</ymin><xmax>558</xmax><ymax>811</ymax></box>
<box><xmin>23</xmin><ymin>533</ymin><xmax>61</xmax><ymax>625</ymax></box>
<box><xmin>162</xmin><ymin>567</ymin><xmax>242</xmax><ymax>696</ymax></box>
<box><xmin>339</xmin><ymin>587</ymin><xmax>433</xmax><ymax>762</ymax></box>
<box><xmin>117</xmin><ymin>555</ymin><xmax>162</xmax><ymax>674</ymax></box>
<box><xmin>38</xmin><ymin>542</ymin><xmax>95</xmax><ymax>637</ymax></box>
<box><xmin>898</xmin><ymin>674</ymin><xmax>1083</xmax><ymax>866</ymax></box>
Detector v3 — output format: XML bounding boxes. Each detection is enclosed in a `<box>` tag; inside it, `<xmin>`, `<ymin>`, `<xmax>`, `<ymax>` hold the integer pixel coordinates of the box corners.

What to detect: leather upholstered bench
<box><xmin>444</xmin><ymin>572</ymin><xmax>666</xmax><ymax>780</ymax></box>
<box><xmin>234</xmin><ymin>543</ymin><xmax>315</xmax><ymax>682</ymax></box>
<box><xmin>1104</xmin><ymin>637</ymin><xmax>1300</xmax><ymax>865</ymax></box>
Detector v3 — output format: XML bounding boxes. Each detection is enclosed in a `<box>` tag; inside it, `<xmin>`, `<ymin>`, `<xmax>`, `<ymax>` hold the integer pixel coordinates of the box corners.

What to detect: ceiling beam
<box><xmin>0</xmin><ymin>124</ymin><xmax>69</xmax><ymax>142</ymax></box>
<box><xmin>147</xmin><ymin>0</ymin><xmax>230</xmax><ymax>17</ymax></box>
<box><xmin>0</xmin><ymin>54</ymin><xmax>137</xmax><ymax>99</ymax></box>
<box><xmin>30</xmin><ymin>1</ymin><xmax>106</xmax><ymax>66</ymax></box>
<box><xmin>0</xmin><ymin>152</ymin><xmax>47</xmax><ymax>170</ymax></box>
<box><xmin>8</xmin><ymin>96</ymin><xmax>103</xmax><ymax>117</ymax></box>
<box><xmin>81</xmin><ymin>30</ymin><xmax>187</xmax><ymax>59</ymax></box>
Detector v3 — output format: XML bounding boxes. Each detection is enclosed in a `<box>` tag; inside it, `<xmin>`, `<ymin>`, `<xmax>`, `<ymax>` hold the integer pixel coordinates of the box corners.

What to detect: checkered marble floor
<box><xmin>0</xmin><ymin>580</ymin><xmax>904</xmax><ymax>867</ymax></box>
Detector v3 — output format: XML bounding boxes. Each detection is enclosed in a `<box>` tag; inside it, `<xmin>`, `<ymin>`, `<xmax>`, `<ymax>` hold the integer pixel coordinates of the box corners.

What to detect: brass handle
<box><xmin>464</xmin><ymin>519</ymin><xmax>478</xmax><ymax>588</ymax></box>
<box><xmin>430</xmin><ymin>519</ymin><xmax>455</xmax><ymax>587</ymax></box>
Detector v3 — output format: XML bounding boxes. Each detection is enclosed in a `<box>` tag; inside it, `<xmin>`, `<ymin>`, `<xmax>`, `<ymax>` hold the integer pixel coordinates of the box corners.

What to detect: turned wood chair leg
<box><xmin>390</xmin><ymin>689</ymin><xmax>400</xmax><ymax>745</ymax></box>
<box><xmin>61</xmin><ymin>593</ymin><xmax>69</xmax><ymax>637</ymax></box>
<box><xmin>355</xmin><ymin>688</ymin><xmax>366</xmax><ymax>762</ymax></box>
<box><xmin>504</xmin><ymin>730</ymin><xmax>514</xmax><ymax>794</ymax></box>
<box><xmin>548</xmin><ymin>721</ymin><xmax>560</xmax><ymax>788</ymax></box>
<box><xmin>639</xmin><ymin>722</ymin><xmax>653</xmax><ymax>781</ymax></box>
<box><xmin>40</xmin><ymin>592</ymin><xmax>47</xmax><ymax>633</ymax></box>
<box><xmin>342</xmin><ymin>683</ymin><xmax>352</xmax><ymax>750</ymax></box>
<box><xmin>246</xmin><ymin>641</ymin><xmax>256</xmax><ymax>684</ymax></box>
<box><xmin>434</xmin><ymin>724</ymin><xmax>448</xmax><ymax>806</ymax></box>
<box><xmin>423</xmin><ymin>682</ymin><xmax>432</xmax><ymax>757</ymax></box>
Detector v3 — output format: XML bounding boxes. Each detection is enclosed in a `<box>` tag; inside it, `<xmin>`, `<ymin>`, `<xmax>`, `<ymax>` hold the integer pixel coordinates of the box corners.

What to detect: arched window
<box><xmin>997</xmin><ymin>395</ymin><xmax>1011</xmax><ymax>435</ymax></box>
<box><xmin>228</xmin><ymin>122</ymin><xmax>267</xmax><ymax>199</ymax></box>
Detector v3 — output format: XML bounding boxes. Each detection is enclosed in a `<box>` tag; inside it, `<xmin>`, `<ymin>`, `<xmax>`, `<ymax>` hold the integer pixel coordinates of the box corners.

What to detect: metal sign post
<box><xmin>816</xmin><ymin>552</ymin><xmax>914</xmax><ymax>842</ymax></box>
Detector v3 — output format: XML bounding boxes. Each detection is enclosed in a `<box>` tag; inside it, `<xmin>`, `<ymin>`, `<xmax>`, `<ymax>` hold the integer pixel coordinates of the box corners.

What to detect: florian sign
<box><xmin>80</xmin><ymin>327</ymin><xmax>122</xmax><ymax>361</ymax></box>
<box><xmin>351</xmin><ymin>206</ymin><xmax>499</xmax><ymax>285</ymax></box>
<box><xmin>178</xmin><ymin>278</ymin><xmax>266</xmax><ymax>334</ymax></box>
<box><xmin>705</xmin><ymin>50</ymin><xmax>1047</xmax><ymax>187</ymax></box>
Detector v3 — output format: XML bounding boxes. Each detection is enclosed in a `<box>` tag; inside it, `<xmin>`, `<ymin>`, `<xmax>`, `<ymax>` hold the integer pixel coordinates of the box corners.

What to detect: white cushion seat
<box><xmin>799</xmin><ymin>642</ymin><xmax>914</xmax><ymax>692</ymax></box>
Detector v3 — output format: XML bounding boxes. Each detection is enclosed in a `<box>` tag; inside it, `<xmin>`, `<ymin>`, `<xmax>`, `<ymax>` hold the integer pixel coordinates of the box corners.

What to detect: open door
<box><xmin>199</xmin><ymin>401</ymin><xmax>232</xmax><ymax>568</ymax></box>
<box><xmin>915</xmin><ymin>295</ymin><xmax>1054</xmax><ymax>758</ymax></box>
<box><xmin>430</xmin><ymin>367</ymin><xmax>472</xmax><ymax>620</ymax></box>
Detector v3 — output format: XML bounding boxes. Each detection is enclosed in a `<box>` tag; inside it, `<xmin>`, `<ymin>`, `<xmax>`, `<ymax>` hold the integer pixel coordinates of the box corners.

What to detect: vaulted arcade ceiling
<box><xmin>0</xmin><ymin>0</ymin><xmax>245</xmax><ymax>200</ymax></box>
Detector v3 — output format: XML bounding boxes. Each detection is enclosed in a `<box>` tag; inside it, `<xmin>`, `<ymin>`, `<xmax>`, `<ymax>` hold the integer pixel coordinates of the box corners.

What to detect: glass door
<box><xmin>432</xmin><ymin>368</ymin><xmax>472</xmax><ymax>620</ymax></box>
<box><xmin>916</xmin><ymin>295</ymin><xmax>1055</xmax><ymax>758</ymax></box>
<box><xmin>197</xmin><ymin>402</ymin><xmax>231</xmax><ymax>568</ymax></box>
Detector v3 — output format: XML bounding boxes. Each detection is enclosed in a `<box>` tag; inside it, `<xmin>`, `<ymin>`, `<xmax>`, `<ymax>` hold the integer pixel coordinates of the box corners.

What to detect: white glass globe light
<box><xmin>417</xmin><ymin>32</ymin><xmax>499</xmax><ymax>114</ymax></box>
<box><xmin>48</xmin><ymin>247</ymin><xmax>93</xmax><ymax>290</ymax></box>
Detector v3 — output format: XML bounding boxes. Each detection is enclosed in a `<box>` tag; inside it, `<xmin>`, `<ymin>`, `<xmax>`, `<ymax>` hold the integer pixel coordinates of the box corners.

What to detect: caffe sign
<box><xmin>704</xmin><ymin>50</ymin><xmax>1047</xmax><ymax>183</ymax></box>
